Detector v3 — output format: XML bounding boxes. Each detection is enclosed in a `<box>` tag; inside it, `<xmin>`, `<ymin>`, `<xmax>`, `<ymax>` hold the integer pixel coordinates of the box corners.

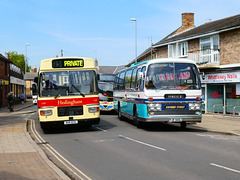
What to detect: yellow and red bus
<box><xmin>37</xmin><ymin>57</ymin><xmax>100</xmax><ymax>129</ymax></box>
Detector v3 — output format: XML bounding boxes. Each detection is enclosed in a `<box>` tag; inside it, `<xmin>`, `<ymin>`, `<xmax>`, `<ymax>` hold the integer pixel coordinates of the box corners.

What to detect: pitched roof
<box><xmin>99</xmin><ymin>65</ymin><xmax>126</xmax><ymax>74</ymax></box>
<box><xmin>0</xmin><ymin>53</ymin><xmax>11</xmax><ymax>62</ymax></box>
<box><xmin>25</xmin><ymin>72</ymin><xmax>38</xmax><ymax>80</ymax></box>
<box><xmin>155</xmin><ymin>14</ymin><xmax>240</xmax><ymax>46</ymax></box>
<box><xmin>127</xmin><ymin>14</ymin><xmax>240</xmax><ymax>66</ymax></box>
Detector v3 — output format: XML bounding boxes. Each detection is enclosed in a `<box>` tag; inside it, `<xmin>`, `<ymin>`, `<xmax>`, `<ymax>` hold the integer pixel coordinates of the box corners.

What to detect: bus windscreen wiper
<box><xmin>71</xmin><ymin>84</ymin><xmax>85</xmax><ymax>97</ymax></box>
<box><xmin>54</xmin><ymin>85</ymin><xmax>68</xmax><ymax>99</ymax></box>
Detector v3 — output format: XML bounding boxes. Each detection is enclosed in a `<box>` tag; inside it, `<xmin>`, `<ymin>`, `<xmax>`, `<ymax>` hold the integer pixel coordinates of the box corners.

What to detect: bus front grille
<box><xmin>58</xmin><ymin>106</ymin><xmax>83</xmax><ymax>116</ymax></box>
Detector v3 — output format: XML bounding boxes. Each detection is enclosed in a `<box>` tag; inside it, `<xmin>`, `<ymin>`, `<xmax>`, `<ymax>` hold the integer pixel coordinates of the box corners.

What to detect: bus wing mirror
<box><xmin>97</xmin><ymin>74</ymin><xmax>100</xmax><ymax>80</ymax></box>
<box><xmin>34</xmin><ymin>77</ymin><xmax>38</xmax><ymax>83</ymax></box>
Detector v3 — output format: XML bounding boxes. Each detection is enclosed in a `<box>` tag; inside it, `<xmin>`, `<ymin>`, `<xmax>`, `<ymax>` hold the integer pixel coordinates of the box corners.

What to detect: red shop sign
<box><xmin>210</xmin><ymin>91</ymin><xmax>221</xmax><ymax>100</ymax></box>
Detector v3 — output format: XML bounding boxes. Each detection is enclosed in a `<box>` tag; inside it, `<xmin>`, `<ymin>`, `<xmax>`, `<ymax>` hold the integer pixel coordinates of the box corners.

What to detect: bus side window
<box><xmin>139</xmin><ymin>66</ymin><xmax>146</xmax><ymax>90</ymax></box>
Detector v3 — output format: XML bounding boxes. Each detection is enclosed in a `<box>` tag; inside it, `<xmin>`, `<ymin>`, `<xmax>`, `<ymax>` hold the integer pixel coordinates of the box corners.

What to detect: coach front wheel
<box><xmin>180</xmin><ymin>122</ymin><xmax>187</xmax><ymax>128</ymax></box>
<box><xmin>133</xmin><ymin>109</ymin><xmax>142</xmax><ymax>128</ymax></box>
<box><xmin>118</xmin><ymin>105</ymin><xmax>123</xmax><ymax>120</ymax></box>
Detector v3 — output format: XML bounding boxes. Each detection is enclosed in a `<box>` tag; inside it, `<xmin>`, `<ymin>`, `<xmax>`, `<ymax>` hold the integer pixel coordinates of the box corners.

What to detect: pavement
<box><xmin>0</xmin><ymin>100</ymin><xmax>70</xmax><ymax>180</ymax></box>
<box><xmin>0</xmin><ymin>101</ymin><xmax>240</xmax><ymax>180</ymax></box>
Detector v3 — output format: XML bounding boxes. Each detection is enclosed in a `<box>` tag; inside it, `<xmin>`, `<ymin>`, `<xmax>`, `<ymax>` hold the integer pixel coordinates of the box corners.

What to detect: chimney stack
<box><xmin>182</xmin><ymin>13</ymin><xmax>194</xmax><ymax>28</ymax></box>
<box><xmin>175</xmin><ymin>12</ymin><xmax>194</xmax><ymax>34</ymax></box>
<box><xmin>34</xmin><ymin>65</ymin><xmax>37</xmax><ymax>72</ymax></box>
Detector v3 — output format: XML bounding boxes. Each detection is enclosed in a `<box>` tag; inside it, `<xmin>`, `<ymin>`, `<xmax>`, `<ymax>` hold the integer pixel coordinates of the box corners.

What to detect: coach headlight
<box><xmin>148</xmin><ymin>103</ymin><xmax>162</xmax><ymax>111</ymax></box>
<box><xmin>148</xmin><ymin>104</ymin><xmax>155</xmax><ymax>111</ymax></box>
<box><xmin>155</xmin><ymin>104</ymin><xmax>162</xmax><ymax>111</ymax></box>
<box><xmin>189</xmin><ymin>103</ymin><xmax>201</xmax><ymax>110</ymax></box>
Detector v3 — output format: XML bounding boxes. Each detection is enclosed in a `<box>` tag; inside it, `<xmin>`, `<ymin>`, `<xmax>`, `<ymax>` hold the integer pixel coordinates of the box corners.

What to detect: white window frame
<box><xmin>178</xmin><ymin>42</ymin><xmax>188</xmax><ymax>57</ymax></box>
<box><xmin>168</xmin><ymin>41</ymin><xmax>188</xmax><ymax>58</ymax></box>
<box><xmin>200</xmin><ymin>35</ymin><xmax>219</xmax><ymax>64</ymax></box>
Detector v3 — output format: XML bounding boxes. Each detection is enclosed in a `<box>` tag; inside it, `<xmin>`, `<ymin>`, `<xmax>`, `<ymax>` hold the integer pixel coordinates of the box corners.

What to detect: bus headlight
<box><xmin>189</xmin><ymin>103</ymin><xmax>201</xmax><ymax>110</ymax></box>
<box><xmin>88</xmin><ymin>107</ymin><xmax>99</xmax><ymax>113</ymax></box>
<box><xmin>40</xmin><ymin>110</ymin><xmax>52</xmax><ymax>116</ymax></box>
<box><xmin>148</xmin><ymin>103</ymin><xmax>162</xmax><ymax>111</ymax></box>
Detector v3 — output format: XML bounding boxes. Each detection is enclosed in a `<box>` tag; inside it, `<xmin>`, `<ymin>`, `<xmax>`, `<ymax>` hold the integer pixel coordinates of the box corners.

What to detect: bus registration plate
<box><xmin>169</xmin><ymin>118</ymin><xmax>182</xmax><ymax>122</ymax></box>
<box><xmin>64</xmin><ymin>120</ymin><xmax>78</xmax><ymax>125</ymax></box>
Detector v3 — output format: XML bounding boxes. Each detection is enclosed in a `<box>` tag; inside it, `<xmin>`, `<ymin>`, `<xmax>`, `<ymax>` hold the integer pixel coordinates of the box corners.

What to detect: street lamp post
<box><xmin>130</xmin><ymin>18</ymin><xmax>137</xmax><ymax>63</ymax></box>
<box><xmin>25</xmin><ymin>43</ymin><xmax>30</xmax><ymax>102</ymax></box>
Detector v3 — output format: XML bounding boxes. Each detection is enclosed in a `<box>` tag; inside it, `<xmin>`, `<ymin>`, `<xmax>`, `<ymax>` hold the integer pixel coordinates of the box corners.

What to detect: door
<box><xmin>207</xmin><ymin>84</ymin><xmax>224</xmax><ymax>113</ymax></box>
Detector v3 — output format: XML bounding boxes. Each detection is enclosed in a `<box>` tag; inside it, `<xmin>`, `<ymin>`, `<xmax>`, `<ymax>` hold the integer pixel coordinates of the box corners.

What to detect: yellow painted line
<box><xmin>30</xmin><ymin>120</ymin><xmax>92</xmax><ymax>180</ymax></box>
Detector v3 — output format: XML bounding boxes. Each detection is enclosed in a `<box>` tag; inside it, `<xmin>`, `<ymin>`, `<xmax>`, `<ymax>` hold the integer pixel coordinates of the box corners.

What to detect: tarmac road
<box><xmin>30</xmin><ymin>112</ymin><xmax>240</xmax><ymax>180</ymax></box>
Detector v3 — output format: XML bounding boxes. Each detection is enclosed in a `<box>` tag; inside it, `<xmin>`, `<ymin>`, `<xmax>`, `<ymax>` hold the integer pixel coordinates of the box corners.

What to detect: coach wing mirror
<box><xmin>201</xmin><ymin>72</ymin><xmax>205</xmax><ymax>80</ymax></box>
<box><xmin>139</xmin><ymin>72</ymin><xmax>145</xmax><ymax>79</ymax></box>
<box><xmin>137</xmin><ymin>72</ymin><xmax>145</xmax><ymax>89</ymax></box>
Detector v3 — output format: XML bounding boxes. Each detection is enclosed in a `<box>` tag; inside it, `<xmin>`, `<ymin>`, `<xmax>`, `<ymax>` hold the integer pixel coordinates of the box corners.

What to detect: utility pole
<box><xmin>151</xmin><ymin>36</ymin><xmax>153</xmax><ymax>59</ymax></box>
<box><xmin>61</xmin><ymin>49</ymin><xmax>63</xmax><ymax>57</ymax></box>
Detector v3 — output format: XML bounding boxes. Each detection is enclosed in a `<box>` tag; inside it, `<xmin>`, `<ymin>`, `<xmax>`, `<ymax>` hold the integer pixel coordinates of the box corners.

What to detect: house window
<box><xmin>168</xmin><ymin>45</ymin><xmax>176</xmax><ymax>57</ymax></box>
<box><xmin>200</xmin><ymin>35</ymin><xmax>219</xmax><ymax>64</ymax></box>
<box><xmin>168</xmin><ymin>42</ymin><xmax>188</xmax><ymax>58</ymax></box>
<box><xmin>178</xmin><ymin>42</ymin><xmax>188</xmax><ymax>57</ymax></box>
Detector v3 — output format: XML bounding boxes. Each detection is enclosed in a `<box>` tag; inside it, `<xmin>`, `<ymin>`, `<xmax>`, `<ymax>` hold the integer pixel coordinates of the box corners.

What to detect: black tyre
<box><xmin>133</xmin><ymin>108</ymin><xmax>142</xmax><ymax>128</ymax></box>
<box><xmin>180</xmin><ymin>122</ymin><xmax>187</xmax><ymax>128</ymax></box>
<box><xmin>118</xmin><ymin>104</ymin><xmax>123</xmax><ymax>120</ymax></box>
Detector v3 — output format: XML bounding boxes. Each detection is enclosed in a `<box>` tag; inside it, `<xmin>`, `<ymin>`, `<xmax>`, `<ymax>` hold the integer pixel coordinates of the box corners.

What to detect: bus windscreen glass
<box><xmin>39</xmin><ymin>70</ymin><xmax>98</xmax><ymax>97</ymax></box>
<box><xmin>145</xmin><ymin>63</ymin><xmax>200</xmax><ymax>90</ymax></box>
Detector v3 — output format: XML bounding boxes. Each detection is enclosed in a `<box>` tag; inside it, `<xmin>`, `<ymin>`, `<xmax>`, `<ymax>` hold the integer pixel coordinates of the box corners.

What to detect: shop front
<box><xmin>9</xmin><ymin>63</ymin><xmax>25</xmax><ymax>103</ymax></box>
<box><xmin>0</xmin><ymin>79</ymin><xmax>10</xmax><ymax>107</ymax></box>
<box><xmin>202</xmin><ymin>71</ymin><xmax>240</xmax><ymax>114</ymax></box>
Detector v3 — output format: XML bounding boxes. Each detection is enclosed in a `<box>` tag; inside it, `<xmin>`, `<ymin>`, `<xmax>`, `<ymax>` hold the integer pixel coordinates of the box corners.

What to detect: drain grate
<box><xmin>36</xmin><ymin>142</ymin><xmax>49</xmax><ymax>145</ymax></box>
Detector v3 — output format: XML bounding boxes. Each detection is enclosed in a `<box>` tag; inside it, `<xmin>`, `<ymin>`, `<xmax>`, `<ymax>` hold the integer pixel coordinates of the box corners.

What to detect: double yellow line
<box><xmin>30</xmin><ymin>120</ymin><xmax>92</xmax><ymax>180</ymax></box>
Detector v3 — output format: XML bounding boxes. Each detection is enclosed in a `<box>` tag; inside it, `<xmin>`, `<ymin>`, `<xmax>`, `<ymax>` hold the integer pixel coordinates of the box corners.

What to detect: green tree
<box><xmin>6</xmin><ymin>51</ymin><xmax>31</xmax><ymax>72</ymax></box>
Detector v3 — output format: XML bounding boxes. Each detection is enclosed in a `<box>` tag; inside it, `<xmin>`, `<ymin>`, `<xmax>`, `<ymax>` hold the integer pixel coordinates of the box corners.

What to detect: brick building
<box><xmin>0</xmin><ymin>54</ymin><xmax>10</xmax><ymax>107</ymax></box>
<box><xmin>128</xmin><ymin>13</ymin><xmax>240</xmax><ymax>113</ymax></box>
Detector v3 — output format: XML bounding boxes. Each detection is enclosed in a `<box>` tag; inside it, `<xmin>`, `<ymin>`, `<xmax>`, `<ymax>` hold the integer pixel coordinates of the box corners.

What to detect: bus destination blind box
<box><xmin>52</xmin><ymin>59</ymin><xmax>84</xmax><ymax>68</ymax></box>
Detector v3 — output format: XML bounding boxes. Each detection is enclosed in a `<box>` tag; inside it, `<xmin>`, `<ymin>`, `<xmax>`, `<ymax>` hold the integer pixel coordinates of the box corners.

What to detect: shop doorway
<box><xmin>207</xmin><ymin>84</ymin><xmax>224</xmax><ymax>113</ymax></box>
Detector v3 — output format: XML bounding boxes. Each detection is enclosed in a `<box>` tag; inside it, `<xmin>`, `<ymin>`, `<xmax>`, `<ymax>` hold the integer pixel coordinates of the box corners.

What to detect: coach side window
<box><xmin>139</xmin><ymin>66</ymin><xmax>146</xmax><ymax>90</ymax></box>
<box><xmin>131</xmin><ymin>68</ymin><xmax>138</xmax><ymax>90</ymax></box>
<box><xmin>125</xmin><ymin>69</ymin><xmax>133</xmax><ymax>90</ymax></box>
<box><xmin>136</xmin><ymin>68</ymin><xmax>141</xmax><ymax>89</ymax></box>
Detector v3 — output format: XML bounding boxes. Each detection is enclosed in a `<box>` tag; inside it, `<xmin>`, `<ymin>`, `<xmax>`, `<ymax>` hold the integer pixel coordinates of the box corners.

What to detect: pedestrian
<box><xmin>7</xmin><ymin>92</ymin><xmax>15</xmax><ymax>112</ymax></box>
<box><xmin>6</xmin><ymin>92</ymin><xmax>11</xmax><ymax>109</ymax></box>
<box><xmin>20</xmin><ymin>92</ymin><xmax>24</xmax><ymax>104</ymax></box>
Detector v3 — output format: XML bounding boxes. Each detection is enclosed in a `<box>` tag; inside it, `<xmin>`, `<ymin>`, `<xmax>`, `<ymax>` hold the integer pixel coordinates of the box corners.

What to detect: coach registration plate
<box><xmin>165</xmin><ymin>105</ymin><xmax>186</xmax><ymax>109</ymax></box>
<box><xmin>64</xmin><ymin>120</ymin><xmax>78</xmax><ymax>125</ymax></box>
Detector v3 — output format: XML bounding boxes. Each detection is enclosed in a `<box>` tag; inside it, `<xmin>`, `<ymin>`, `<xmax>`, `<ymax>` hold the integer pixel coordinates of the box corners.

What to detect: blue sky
<box><xmin>0</xmin><ymin>0</ymin><xmax>239</xmax><ymax>69</ymax></box>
